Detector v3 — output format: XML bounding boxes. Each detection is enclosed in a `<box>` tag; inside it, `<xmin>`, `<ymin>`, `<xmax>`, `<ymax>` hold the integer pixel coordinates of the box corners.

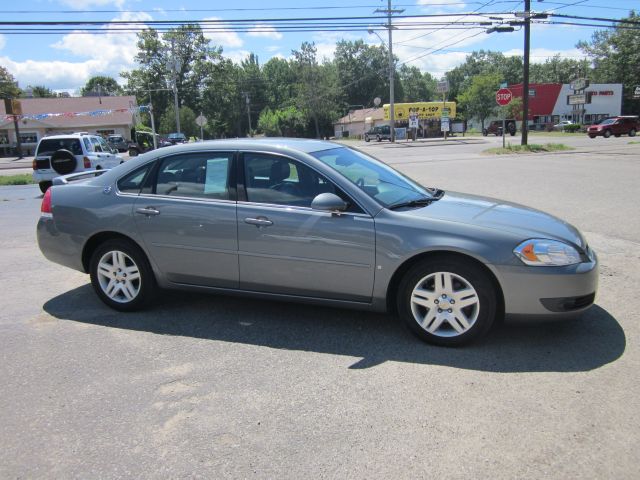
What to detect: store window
<box><xmin>0</xmin><ymin>131</ymin><xmax>8</xmax><ymax>145</ymax></box>
<box><xmin>19</xmin><ymin>132</ymin><xmax>38</xmax><ymax>143</ymax></box>
<box><xmin>96</xmin><ymin>129</ymin><xmax>115</xmax><ymax>137</ymax></box>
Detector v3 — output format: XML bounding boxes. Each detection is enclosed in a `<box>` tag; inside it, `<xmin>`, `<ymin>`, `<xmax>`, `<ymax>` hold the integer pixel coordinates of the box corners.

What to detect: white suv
<box><xmin>33</xmin><ymin>133</ymin><xmax>125</xmax><ymax>193</ymax></box>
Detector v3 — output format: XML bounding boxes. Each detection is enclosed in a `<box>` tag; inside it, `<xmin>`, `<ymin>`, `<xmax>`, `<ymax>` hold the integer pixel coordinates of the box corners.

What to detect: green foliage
<box><xmin>257</xmin><ymin>107</ymin><xmax>306</xmax><ymax>137</ymax></box>
<box><xmin>134</xmin><ymin>123</ymin><xmax>152</xmax><ymax>133</ymax></box>
<box><xmin>0</xmin><ymin>174</ymin><xmax>34</xmax><ymax>186</ymax></box>
<box><xmin>27</xmin><ymin>85</ymin><xmax>56</xmax><ymax>98</ymax></box>
<box><xmin>399</xmin><ymin>65</ymin><xmax>437</xmax><ymax>102</ymax></box>
<box><xmin>159</xmin><ymin>105</ymin><xmax>197</xmax><ymax>137</ymax></box>
<box><xmin>0</xmin><ymin>65</ymin><xmax>21</xmax><ymax>98</ymax></box>
<box><xmin>81</xmin><ymin>76</ymin><xmax>123</xmax><ymax>97</ymax></box>
<box><xmin>530</xmin><ymin>54</ymin><xmax>592</xmax><ymax>84</ymax></box>
<box><xmin>457</xmin><ymin>72</ymin><xmax>502</xmax><ymax>128</ymax></box>
<box><xmin>564</xmin><ymin>124</ymin><xmax>582</xmax><ymax>133</ymax></box>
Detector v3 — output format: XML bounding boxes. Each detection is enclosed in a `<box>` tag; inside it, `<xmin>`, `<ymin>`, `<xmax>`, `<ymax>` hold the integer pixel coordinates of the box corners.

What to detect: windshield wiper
<box><xmin>388</xmin><ymin>197</ymin><xmax>436</xmax><ymax>210</ymax></box>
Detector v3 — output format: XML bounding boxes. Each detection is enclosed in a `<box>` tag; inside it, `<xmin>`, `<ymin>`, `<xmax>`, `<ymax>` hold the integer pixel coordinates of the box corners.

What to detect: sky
<box><xmin>0</xmin><ymin>0</ymin><xmax>638</xmax><ymax>93</ymax></box>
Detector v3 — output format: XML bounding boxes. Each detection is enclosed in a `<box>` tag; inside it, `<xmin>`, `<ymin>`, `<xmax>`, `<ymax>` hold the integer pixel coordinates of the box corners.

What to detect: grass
<box><xmin>483</xmin><ymin>143</ymin><xmax>574</xmax><ymax>155</ymax></box>
<box><xmin>0</xmin><ymin>174</ymin><xmax>35</xmax><ymax>186</ymax></box>
<box><xmin>628</xmin><ymin>141</ymin><xmax>640</xmax><ymax>145</ymax></box>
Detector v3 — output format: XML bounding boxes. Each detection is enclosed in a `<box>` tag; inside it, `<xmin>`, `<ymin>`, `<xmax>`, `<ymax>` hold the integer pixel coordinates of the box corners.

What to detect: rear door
<box><xmin>133</xmin><ymin>151</ymin><xmax>239</xmax><ymax>288</ymax></box>
<box><xmin>236</xmin><ymin>151</ymin><xmax>376</xmax><ymax>302</ymax></box>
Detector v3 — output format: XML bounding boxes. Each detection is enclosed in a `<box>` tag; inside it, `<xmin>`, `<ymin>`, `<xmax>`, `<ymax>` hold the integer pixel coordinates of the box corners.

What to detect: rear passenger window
<box><xmin>117</xmin><ymin>164</ymin><xmax>152</xmax><ymax>194</ymax></box>
<box><xmin>154</xmin><ymin>153</ymin><xmax>232</xmax><ymax>200</ymax></box>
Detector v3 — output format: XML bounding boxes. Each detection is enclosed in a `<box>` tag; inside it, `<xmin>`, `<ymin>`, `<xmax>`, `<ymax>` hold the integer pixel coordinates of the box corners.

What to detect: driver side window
<box><xmin>243</xmin><ymin>153</ymin><xmax>354</xmax><ymax>209</ymax></box>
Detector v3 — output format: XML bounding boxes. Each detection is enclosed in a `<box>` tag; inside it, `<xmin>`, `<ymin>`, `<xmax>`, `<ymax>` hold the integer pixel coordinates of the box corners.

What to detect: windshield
<box><xmin>600</xmin><ymin>119</ymin><xmax>616</xmax><ymax>125</ymax></box>
<box><xmin>310</xmin><ymin>147</ymin><xmax>435</xmax><ymax>207</ymax></box>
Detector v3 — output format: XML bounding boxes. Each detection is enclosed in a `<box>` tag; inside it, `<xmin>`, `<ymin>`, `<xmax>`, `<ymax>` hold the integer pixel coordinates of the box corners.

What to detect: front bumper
<box><xmin>493</xmin><ymin>252</ymin><xmax>598</xmax><ymax>317</ymax></box>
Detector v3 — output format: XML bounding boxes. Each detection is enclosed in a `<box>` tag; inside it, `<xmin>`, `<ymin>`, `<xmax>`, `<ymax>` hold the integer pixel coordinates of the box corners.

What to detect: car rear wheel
<box><xmin>365</xmin><ymin>135</ymin><xmax>370</xmax><ymax>142</ymax></box>
<box><xmin>376</xmin><ymin>135</ymin><xmax>381</xmax><ymax>142</ymax></box>
<box><xmin>482</xmin><ymin>129</ymin><xmax>488</xmax><ymax>136</ymax></box>
<box><xmin>603</xmin><ymin>130</ymin><xmax>611</xmax><ymax>138</ymax></box>
<box><xmin>38</xmin><ymin>181</ymin><xmax>52</xmax><ymax>194</ymax></box>
<box><xmin>397</xmin><ymin>258</ymin><xmax>497</xmax><ymax>346</ymax></box>
<box><xmin>50</xmin><ymin>149</ymin><xmax>77</xmax><ymax>175</ymax></box>
<box><xmin>90</xmin><ymin>239</ymin><xmax>156</xmax><ymax>311</ymax></box>
<box><xmin>628</xmin><ymin>129</ymin><xmax>636</xmax><ymax>137</ymax></box>
<box><xmin>128</xmin><ymin>148</ymin><xmax>139</xmax><ymax>157</ymax></box>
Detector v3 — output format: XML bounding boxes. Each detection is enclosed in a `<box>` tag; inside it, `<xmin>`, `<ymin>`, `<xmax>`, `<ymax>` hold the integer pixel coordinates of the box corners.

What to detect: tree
<box><xmin>0</xmin><ymin>65</ymin><xmax>20</xmax><ymax>98</ymax></box>
<box><xmin>257</xmin><ymin>106</ymin><xmax>306</xmax><ymax>137</ymax></box>
<box><xmin>530</xmin><ymin>55</ymin><xmax>592</xmax><ymax>84</ymax></box>
<box><xmin>399</xmin><ymin>65</ymin><xmax>437</xmax><ymax>102</ymax></box>
<box><xmin>457</xmin><ymin>72</ymin><xmax>501</xmax><ymax>129</ymax></box>
<box><xmin>81</xmin><ymin>76</ymin><xmax>123</xmax><ymax>97</ymax></box>
<box><xmin>159</xmin><ymin>105</ymin><xmax>197</xmax><ymax>137</ymax></box>
<box><xmin>334</xmin><ymin>39</ymin><xmax>391</xmax><ymax>108</ymax></box>
<box><xmin>577</xmin><ymin>10</ymin><xmax>640</xmax><ymax>113</ymax></box>
<box><xmin>27</xmin><ymin>85</ymin><xmax>56</xmax><ymax>98</ymax></box>
<box><xmin>262</xmin><ymin>57</ymin><xmax>297</xmax><ymax>110</ymax></box>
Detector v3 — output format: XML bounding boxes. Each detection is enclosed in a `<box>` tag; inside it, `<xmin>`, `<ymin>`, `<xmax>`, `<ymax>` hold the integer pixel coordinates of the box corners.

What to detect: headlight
<box><xmin>514</xmin><ymin>239</ymin><xmax>582</xmax><ymax>266</ymax></box>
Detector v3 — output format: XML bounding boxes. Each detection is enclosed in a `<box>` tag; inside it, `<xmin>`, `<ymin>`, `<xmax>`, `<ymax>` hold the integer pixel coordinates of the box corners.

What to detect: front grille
<box><xmin>35</xmin><ymin>158</ymin><xmax>50</xmax><ymax>170</ymax></box>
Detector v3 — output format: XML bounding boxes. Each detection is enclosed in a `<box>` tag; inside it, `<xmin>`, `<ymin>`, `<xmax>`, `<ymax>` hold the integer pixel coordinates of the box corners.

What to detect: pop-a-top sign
<box><xmin>383</xmin><ymin>102</ymin><xmax>456</xmax><ymax>121</ymax></box>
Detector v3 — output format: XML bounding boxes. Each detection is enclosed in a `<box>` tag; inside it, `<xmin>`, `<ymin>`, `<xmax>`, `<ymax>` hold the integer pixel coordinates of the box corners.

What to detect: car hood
<box><xmin>403</xmin><ymin>191</ymin><xmax>586</xmax><ymax>249</ymax></box>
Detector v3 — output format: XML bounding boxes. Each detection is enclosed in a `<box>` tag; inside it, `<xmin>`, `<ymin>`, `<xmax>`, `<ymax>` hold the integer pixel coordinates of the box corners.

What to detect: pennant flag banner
<box><xmin>2</xmin><ymin>105</ymin><xmax>149</xmax><ymax>122</ymax></box>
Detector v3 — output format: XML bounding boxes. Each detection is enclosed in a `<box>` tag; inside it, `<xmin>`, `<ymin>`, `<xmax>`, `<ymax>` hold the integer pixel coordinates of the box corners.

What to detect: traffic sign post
<box><xmin>496</xmin><ymin>88</ymin><xmax>513</xmax><ymax>149</ymax></box>
<box><xmin>196</xmin><ymin>114</ymin><xmax>207</xmax><ymax>141</ymax></box>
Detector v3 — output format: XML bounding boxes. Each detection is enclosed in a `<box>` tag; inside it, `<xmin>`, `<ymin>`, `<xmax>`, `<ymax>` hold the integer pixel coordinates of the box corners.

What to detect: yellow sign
<box><xmin>383</xmin><ymin>102</ymin><xmax>456</xmax><ymax>121</ymax></box>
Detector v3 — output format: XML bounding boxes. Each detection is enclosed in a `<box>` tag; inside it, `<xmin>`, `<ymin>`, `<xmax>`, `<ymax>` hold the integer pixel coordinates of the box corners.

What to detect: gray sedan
<box><xmin>37</xmin><ymin>139</ymin><xmax>598</xmax><ymax>346</ymax></box>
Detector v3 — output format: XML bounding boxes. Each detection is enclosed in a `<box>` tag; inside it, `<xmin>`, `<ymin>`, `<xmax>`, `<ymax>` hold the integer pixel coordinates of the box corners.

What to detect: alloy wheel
<box><xmin>96</xmin><ymin>250</ymin><xmax>141</xmax><ymax>303</ymax></box>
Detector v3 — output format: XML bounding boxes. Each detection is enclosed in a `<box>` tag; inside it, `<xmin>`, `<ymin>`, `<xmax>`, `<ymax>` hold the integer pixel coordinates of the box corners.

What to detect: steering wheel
<box><xmin>355</xmin><ymin>177</ymin><xmax>365</xmax><ymax>188</ymax></box>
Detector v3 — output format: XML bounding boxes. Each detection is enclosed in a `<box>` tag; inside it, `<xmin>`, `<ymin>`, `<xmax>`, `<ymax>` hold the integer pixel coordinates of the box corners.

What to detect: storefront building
<box><xmin>0</xmin><ymin>96</ymin><xmax>138</xmax><ymax>156</ymax></box>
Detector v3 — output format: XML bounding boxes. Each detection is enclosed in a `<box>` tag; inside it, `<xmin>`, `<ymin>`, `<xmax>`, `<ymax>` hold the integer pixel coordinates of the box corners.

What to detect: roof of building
<box><xmin>0</xmin><ymin>96</ymin><xmax>138</xmax><ymax>128</ymax></box>
<box><xmin>334</xmin><ymin>107</ymin><xmax>385</xmax><ymax>125</ymax></box>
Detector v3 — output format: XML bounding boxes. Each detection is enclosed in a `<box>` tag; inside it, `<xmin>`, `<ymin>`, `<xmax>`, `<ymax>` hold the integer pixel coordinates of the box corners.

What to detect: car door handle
<box><xmin>244</xmin><ymin>217</ymin><xmax>273</xmax><ymax>227</ymax></box>
<box><xmin>135</xmin><ymin>207</ymin><xmax>160</xmax><ymax>216</ymax></box>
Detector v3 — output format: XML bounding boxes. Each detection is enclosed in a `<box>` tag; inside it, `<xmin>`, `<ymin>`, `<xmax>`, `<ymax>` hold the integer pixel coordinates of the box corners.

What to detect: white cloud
<box><xmin>247</xmin><ymin>24</ymin><xmax>283</xmax><ymax>40</ymax></box>
<box><xmin>202</xmin><ymin>17</ymin><xmax>243</xmax><ymax>48</ymax></box>
<box><xmin>224</xmin><ymin>50</ymin><xmax>253</xmax><ymax>64</ymax></box>
<box><xmin>417</xmin><ymin>0</ymin><xmax>468</xmax><ymax>13</ymax></box>
<box><xmin>0</xmin><ymin>34</ymin><xmax>5</xmax><ymax>51</ymax></box>
<box><xmin>5</xmin><ymin>11</ymin><xmax>151</xmax><ymax>90</ymax></box>
<box><xmin>503</xmin><ymin>48</ymin><xmax>588</xmax><ymax>63</ymax></box>
<box><xmin>60</xmin><ymin>0</ymin><xmax>126</xmax><ymax>8</ymax></box>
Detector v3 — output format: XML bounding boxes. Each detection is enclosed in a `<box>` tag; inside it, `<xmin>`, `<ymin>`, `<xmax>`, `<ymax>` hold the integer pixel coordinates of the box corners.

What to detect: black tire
<box><xmin>614</xmin><ymin>134</ymin><xmax>621</xmax><ymax>138</ymax></box>
<box><xmin>364</xmin><ymin>135</ymin><xmax>370</xmax><ymax>142</ymax></box>
<box><xmin>603</xmin><ymin>130</ymin><xmax>611</xmax><ymax>138</ymax></box>
<box><xmin>629</xmin><ymin>129</ymin><xmax>637</xmax><ymax>137</ymax></box>
<box><xmin>128</xmin><ymin>148</ymin><xmax>139</xmax><ymax>157</ymax></box>
<box><xmin>39</xmin><ymin>181</ymin><xmax>52</xmax><ymax>194</ymax></box>
<box><xmin>376</xmin><ymin>135</ymin><xmax>381</xmax><ymax>142</ymax></box>
<box><xmin>396</xmin><ymin>257</ymin><xmax>497</xmax><ymax>346</ymax></box>
<box><xmin>50</xmin><ymin>149</ymin><xmax>77</xmax><ymax>175</ymax></box>
<box><xmin>589</xmin><ymin>134</ymin><xmax>596</xmax><ymax>139</ymax></box>
<box><xmin>482</xmin><ymin>129</ymin><xmax>488</xmax><ymax>136</ymax></box>
<box><xmin>89</xmin><ymin>239</ymin><xmax>156</xmax><ymax>312</ymax></box>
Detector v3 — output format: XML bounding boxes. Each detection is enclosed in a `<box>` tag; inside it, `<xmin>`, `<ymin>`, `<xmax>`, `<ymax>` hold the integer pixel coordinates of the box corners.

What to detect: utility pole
<box><xmin>376</xmin><ymin>1</ymin><xmax>404</xmax><ymax>143</ymax></box>
<box><xmin>170</xmin><ymin>39</ymin><xmax>181</xmax><ymax>134</ymax></box>
<box><xmin>522</xmin><ymin>0</ymin><xmax>531</xmax><ymax>145</ymax></box>
<box><xmin>148</xmin><ymin>92</ymin><xmax>157</xmax><ymax>150</ymax></box>
<box><xmin>245</xmin><ymin>93</ymin><xmax>252</xmax><ymax>137</ymax></box>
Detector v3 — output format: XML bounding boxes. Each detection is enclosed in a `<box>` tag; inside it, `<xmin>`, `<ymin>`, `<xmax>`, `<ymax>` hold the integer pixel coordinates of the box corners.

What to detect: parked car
<box><xmin>167</xmin><ymin>132</ymin><xmax>188</xmax><ymax>145</ymax></box>
<box><xmin>482</xmin><ymin>120</ymin><xmax>516</xmax><ymax>136</ymax></box>
<box><xmin>552</xmin><ymin>120</ymin><xmax>574</xmax><ymax>131</ymax></box>
<box><xmin>37</xmin><ymin>139</ymin><xmax>597</xmax><ymax>346</ymax></box>
<box><xmin>587</xmin><ymin>116</ymin><xmax>638</xmax><ymax>138</ymax></box>
<box><xmin>107</xmin><ymin>134</ymin><xmax>128</xmax><ymax>152</ymax></box>
<box><xmin>364</xmin><ymin>125</ymin><xmax>392</xmax><ymax>142</ymax></box>
<box><xmin>32</xmin><ymin>132</ymin><xmax>124</xmax><ymax>193</ymax></box>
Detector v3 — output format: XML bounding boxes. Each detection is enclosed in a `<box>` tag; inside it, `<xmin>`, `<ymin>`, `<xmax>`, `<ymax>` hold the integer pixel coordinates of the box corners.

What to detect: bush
<box><xmin>564</xmin><ymin>123</ymin><xmax>581</xmax><ymax>133</ymax></box>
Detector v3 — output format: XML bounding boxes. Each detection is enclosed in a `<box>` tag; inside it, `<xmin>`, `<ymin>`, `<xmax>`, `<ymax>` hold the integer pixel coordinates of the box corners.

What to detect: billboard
<box><xmin>383</xmin><ymin>102</ymin><xmax>456</xmax><ymax>121</ymax></box>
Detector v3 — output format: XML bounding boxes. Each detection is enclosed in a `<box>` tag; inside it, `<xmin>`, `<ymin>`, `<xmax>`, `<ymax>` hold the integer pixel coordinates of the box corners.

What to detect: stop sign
<box><xmin>496</xmin><ymin>88</ymin><xmax>513</xmax><ymax>106</ymax></box>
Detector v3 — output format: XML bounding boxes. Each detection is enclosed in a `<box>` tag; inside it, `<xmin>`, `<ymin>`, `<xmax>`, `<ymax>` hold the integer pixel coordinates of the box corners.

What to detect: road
<box><xmin>0</xmin><ymin>137</ymin><xmax>638</xmax><ymax>479</ymax></box>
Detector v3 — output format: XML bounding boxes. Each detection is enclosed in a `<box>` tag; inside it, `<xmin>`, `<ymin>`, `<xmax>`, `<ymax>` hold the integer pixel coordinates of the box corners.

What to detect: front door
<box><xmin>237</xmin><ymin>152</ymin><xmax>375</xmax><ymax>302</ymax></box>
<box><xmin>133</xmin><ymin>151</ymin><xmax>239</xmax><ymax>288</ymax></box>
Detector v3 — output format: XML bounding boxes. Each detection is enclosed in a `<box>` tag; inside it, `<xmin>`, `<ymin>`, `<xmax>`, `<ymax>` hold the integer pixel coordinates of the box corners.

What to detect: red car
<box><xmin>587</xmin><ymin>116</ymin><xmax>638</xmax><ymax>138</ymax></box>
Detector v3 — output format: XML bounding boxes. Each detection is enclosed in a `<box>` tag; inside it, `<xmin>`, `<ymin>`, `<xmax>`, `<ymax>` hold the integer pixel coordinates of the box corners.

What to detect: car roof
<box><xmin>152</xmin><ymin>138</ymin><xmax>343</xmax><ymax>155</ymax></box>
<box><xmin>40</xmin><ymin>133</ymin><xmax>97</xmax><ymax>140</ymax></box>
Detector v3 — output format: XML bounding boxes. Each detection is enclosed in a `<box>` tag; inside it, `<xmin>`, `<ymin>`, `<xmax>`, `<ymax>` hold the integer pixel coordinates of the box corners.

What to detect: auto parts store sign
<box><xmin>383</xmin><ymin>102</ymin><xmax>456</xmax><ymax>121</ymax></box>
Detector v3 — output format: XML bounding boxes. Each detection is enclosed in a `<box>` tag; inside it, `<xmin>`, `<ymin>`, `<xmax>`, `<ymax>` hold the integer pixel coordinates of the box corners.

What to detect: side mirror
<box><xmin>311</xmin><ymin>193</ymin><xmax>348</xmax><ymax>213</ymax></box>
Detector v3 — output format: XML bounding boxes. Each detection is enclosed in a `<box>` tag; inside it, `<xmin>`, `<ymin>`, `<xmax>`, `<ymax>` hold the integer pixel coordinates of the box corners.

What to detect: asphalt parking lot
<box><xmin>1</xmin><ymin>135</ymin><xmax>639</xmax><ymax>478</ymax></box>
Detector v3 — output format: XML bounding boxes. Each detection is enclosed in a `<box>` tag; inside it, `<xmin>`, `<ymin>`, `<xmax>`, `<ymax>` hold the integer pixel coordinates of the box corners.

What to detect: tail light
<box><xmin>41</xmin><ymin>188</ymin><xmax>52</xmax><ymax>215</ymax></box>
<box><xmin>32</xmin><ymin>159</ymin><xmax>37</xmax><ymax>170</ymax></box>
<box><xmin>83</xmin><ymin>156</ymin><xmax>91</xmax><ymax>168</ymax></box>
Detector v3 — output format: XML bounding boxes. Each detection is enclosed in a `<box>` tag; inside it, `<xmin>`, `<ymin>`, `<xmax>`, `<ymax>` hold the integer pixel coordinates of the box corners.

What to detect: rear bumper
<box><xmin>493</xmin><ymin>253</ymin><xmax>598</xmax><ymax>317</ymax></box>
<box><xmin>37</xmin><ymin>216</ymin><xmax>85</xmax><ymax>273</ymax></box>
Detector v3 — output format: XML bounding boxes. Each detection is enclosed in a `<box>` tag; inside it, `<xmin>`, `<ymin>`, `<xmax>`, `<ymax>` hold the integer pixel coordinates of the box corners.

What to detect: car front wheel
<box><xmin>90</xmin><ymin>239</ymin><xmax>156</xmax><ymax>311</ymax></box>
<box><xmin>397</xmin><ymin>258</ymin><xmax>497</xmax><ymax>346</ymax></box>
<box><xmin>603</xmin><ymin>130</ymin><xmax>611</xmax><ymax>138</ymax></box>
